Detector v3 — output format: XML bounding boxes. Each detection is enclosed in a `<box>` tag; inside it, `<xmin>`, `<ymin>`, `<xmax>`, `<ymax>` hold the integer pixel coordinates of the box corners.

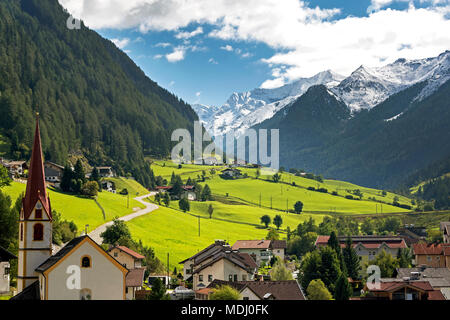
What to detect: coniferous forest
<box><xmin>0</xmin><ymin>0</ymin><xmax>198</xmax><ymax>188</ymax></box>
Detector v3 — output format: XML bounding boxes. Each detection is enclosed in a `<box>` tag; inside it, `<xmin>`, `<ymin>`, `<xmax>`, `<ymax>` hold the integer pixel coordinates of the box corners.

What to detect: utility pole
<box><xmin>127</xmin><ymin>193</ymin><xmax>129</xmax><ymax>209</ymax></box>
<box><xmin>198</xmin><ymin>216</ymin><xmax>200</xmax><ymax>237</ymax></box>
<box><xmin>85</xmin><ymin>224</ymin><xmax>89</xmax><ymax>235</ymax></box>
<box><xmin>286</xmin><ymin>199</ymin><xmax>289</xmax><ymax>213</ymax></box>
<box><xmin>271</xmin><ymin>196</ymin><xmax>273</xmax><ymax>209</ymax></box>
<box><xmin>167</xmin><ymin>253</ymin><xmax>170</xmax><ymax>279</ymax></box>
<box><xmin>259</xmin><ymin>193</ymin><xmax>261</xmax><ymax>208</ymax></box>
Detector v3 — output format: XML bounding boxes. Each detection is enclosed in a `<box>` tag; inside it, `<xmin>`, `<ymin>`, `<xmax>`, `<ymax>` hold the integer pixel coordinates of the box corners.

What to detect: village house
<box><xmin>156</xmin><ymin>185</ymin><xmax>197</xmax><ymax>200</ymax></box>
<box><xmin>1</xmin><ymin>160</ymin><xmax>28</xmax><ymax>177</ymax></box>
<box><xmin>397</xmin><ymin>225</ymin><xmax>428</xmax><ymax>246</ymax></box>
<box><xmin>44</xmin><ymin>161</ymin><xmax>64</xmax><ymax>183</ymax></box>
<box><xmin>396</xmin><ymin>266</ymin><xmax>450</xmax><ymax>299</ymax></box>
<box><xmin>197</xmin><ymin>279</ymin><xmax>306</xmax><ymax>300</ymax></box>
<box><xmin>220</xmin><ymin>168</ymin><xmax>242</xmax><ymax>179</ymax></box>
<box><xmin>0</xmin><ymin>246</ymin><xmax>17</xmax><ymax>295</ymax></box>
<box><xmin>97</xmin><ymin>166</ymin><xmax>115</xmax><ymax>178</ymax></box>
<box><xmin>101</xmin><ymin>180</ymin><xmax>116</xmax><ymax>193</ymax></box>
<box><xmin>11</xmin><ymin>115</ymin><xmax>128</xmax><ymax>300</ymax></box>
<box><xmin>231</xmin><ymin>240</ymin><xmax>287</xmax><ymax>266</ymax></box>
<box><xmin>412</xmin><ymin>243</ymin><xmax>450</xmax><ymax>268</ymax></box>
<box><xmin>315</xmin><ymin>235</ymin><xmax>407</xmax><ymax>265</ymax></box>
<box><xmin>179</xmin><ymin>241</ymin><xmax>258</xmax><ymax>291</ymax></box>
<box><xmin>363</xmin><ymin>278</ymin><xmax>446</xmax><ymax>300</ymax></box>
<box><xmin>441</xmin><ymin>222</ymin><xmax>450</xmax><ymax>244</ymax></box>
<box><xmin>203</xmin><ymin>157</ymin><xmax>219</xmax><ymax>165</ymax></box>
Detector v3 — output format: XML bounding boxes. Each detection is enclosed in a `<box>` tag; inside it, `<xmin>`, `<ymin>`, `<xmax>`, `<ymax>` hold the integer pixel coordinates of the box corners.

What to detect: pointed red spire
<box><xmin>23</xmin><ymin>113</ymin><xmax>51</xmax><ymax>220</ymax></box>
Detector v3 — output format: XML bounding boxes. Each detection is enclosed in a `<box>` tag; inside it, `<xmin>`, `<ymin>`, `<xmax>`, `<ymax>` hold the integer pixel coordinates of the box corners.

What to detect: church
<box><xmin>12</xmin><ymin>115</ymin><xmax>128</xmax><ymax>300</ymax></box>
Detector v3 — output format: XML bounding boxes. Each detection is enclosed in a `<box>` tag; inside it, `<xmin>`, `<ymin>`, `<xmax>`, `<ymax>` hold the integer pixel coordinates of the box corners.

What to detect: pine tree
<box><xmin>343</xmin><ymin>237</ymin><xmax>361</xmax><ymax>280</ymax></box>
<box><xmin>334</xmin><ymin>274</ymin><xmax>352</xmax><ymax>300</ymax></box>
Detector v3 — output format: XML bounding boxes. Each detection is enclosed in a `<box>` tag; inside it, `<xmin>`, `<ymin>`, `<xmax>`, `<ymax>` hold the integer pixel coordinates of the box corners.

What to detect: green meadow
<box><xmin>197</xmin><ymin>175</ymin><xmax>409</xmax><ymax>214</ymax></box>
<box><xmin>164</xmin><ymin>199</ymin><xmax>328</xmax><ymax>231</ymax></box>
<box><xmin>2</xmin><ymin>181</ymin><xmax>145</xmax><ymax>231</ymax></box>
<box><xmin>150</xmin><ymin>160</ymin><xmax>225</xmax><ymax>179</ymax></box>
<box><xmin>127</xmin><ymin>206</ymin><xmax>267</xmax><ymax>269</ymax></box>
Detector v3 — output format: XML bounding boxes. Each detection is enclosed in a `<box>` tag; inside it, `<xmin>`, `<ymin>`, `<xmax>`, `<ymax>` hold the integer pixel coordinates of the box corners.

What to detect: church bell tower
<box><xmin>17</xmin><ymin>114</ymin><xmax>53</xmax><ymax>293</ymax></box>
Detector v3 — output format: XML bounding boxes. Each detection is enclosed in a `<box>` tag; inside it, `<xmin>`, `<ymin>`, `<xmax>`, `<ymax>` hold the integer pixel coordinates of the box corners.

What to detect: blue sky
<box><xmin>60</xmin><ymin>0</ymin><xmax>450</xmax><ymax>107</ymax></box>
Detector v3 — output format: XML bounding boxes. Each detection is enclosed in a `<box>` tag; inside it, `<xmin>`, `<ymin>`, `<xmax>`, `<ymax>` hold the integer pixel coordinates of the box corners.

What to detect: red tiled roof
<box><xmin>232</xmin><ymin>240</ymin><xmax>271</xmax><ymax>250</ymax></box>
<box><xmin>371</xmin><ymin>281</ymin><xmax>433</xmax><ymax>293</ymax></box>
<box><xmin>428</xmin><ymin>290</ymin><xmax>446</xmax><ymax>300</ymax></box>
<box><xmin>413</xmin><ymin>243</ymin><xmax>446</xmax><ymax>255</ymax></box>
<box><xmin>112</xmin><ymin>246</ymin><xmax>145</xmax><ymax>260</ymax></box>
<box><xmin>271</xmin><ymin>240</ymin><xmax>287</xmax><ymax>249</ymax></box>
<box><xmin>22</xmin><ymin>115</ymin><xmax>51</xmax><ymax>220</ymax></box>
<box><xmin>315</xmin><ymin>235</ymin><xmax>407</xmax><ymax>250</ymax></box>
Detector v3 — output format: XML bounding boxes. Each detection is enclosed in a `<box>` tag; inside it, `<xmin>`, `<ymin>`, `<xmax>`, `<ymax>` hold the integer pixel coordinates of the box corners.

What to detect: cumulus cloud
<box><xmin>111</xmin><ymin>37</ymin><xmax>130</xmax><ymax>49</ymax></box>
<box><xmin>166</xmin><ymin>47</ymin><xmax>186</xmax><ymax>62</ymax></box>
<box><xmin>220</xmin><ymin>44</ymin><xmax>234</xmax><ymax>51</ymax></box>
<box><xmin>59</xmin><ymin>0</ymin><xmax>450</xmax><ymax>87</ymax></box>
<box><xmin>175</xmin><ymin>26</ymin><xmax>203</xmax><ymax>39</ymax></box>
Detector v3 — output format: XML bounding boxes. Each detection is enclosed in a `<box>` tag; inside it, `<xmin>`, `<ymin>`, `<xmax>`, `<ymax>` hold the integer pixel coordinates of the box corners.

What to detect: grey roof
<box><xmin>208</xmin><ymin>280</ymin><xmax>306</xmax><ymax>300</ymax></box>
<box><xmin>396</xmin><ymin>267</ymin><xmax>450</xmax><ymax>288</ymax></box>
<box><xmin>35</xmin><ymin>236</ymin><xmax>88</xmax><ymax>272</ymax></box>
<box><xmin>10</xmin><ymin>281</ymin><xmax>40</xmax><ymax>300</ymax></box>
<box><xmin>193</xmin><ymin>251</ymin><xmax>257</xmax><ymax>274</ymax></box>
<box><xmin>179</xmin><ymin>241</ymin><xmax>230</xmax><ymax>264</ymax></box>
<box><xmin>0</xmin><ymin>246</ymin><xmax>17</xmax><ymax>261</ymax></box>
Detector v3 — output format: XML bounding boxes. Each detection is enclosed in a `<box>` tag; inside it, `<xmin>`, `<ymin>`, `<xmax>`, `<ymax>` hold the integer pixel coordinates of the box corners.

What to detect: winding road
<box><xmin>89</xmin><ymin>192</ymin><xmax>158</xmax><ymax>244</ymax></box>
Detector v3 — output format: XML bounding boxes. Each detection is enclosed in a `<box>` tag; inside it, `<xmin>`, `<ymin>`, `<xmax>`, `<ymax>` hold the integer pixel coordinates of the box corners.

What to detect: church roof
<box><xmin>35</xmin><ymin>236</ymin><xmax>87</xmax><ymax>272</ymax></box>
<box><xmin>22</xmin><ymin>114</ymin><xmax>51</xmax><ymax>220</ymax></box>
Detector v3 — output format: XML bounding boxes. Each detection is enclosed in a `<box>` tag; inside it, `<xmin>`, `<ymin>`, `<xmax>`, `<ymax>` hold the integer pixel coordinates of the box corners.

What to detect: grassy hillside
<box><xmin>198</xmin><ymin>175</ymin><xmax>409</xmax><ymax>215</ymax></box>
<box><xmin>150</xmin><ymin>160</ymin><xmax>226</xmax><ymax>179</ymax></box>
<box><xmin>3</xmin><ymin>181</ymin><xmax>145</xmax><ymax>231</ymax></box>
<box><xmin>164</xmin><ymin>198</ymin><xmax>328</xmax><ymax>231</ymax></box>
<box><xmin>103</xmin><ymin>177</ymin><xmax>149</xmax><ymax>196</ymax></box>
<box><xmin>127</xmin><ymin>206</ymin><xmax>267</xmax><ymax>269</ymax></box>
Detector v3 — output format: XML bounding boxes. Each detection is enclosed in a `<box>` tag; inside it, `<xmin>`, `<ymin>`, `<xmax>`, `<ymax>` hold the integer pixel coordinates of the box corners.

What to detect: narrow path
<box><xmin>89</xmin><ymin>192</ymin><xmax>158</xmax><ymax>244</ymax></box>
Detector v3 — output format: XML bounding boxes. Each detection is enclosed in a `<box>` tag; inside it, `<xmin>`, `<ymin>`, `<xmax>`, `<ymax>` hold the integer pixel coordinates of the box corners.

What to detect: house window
<box><xmin>233</xmin><ymin>274</ymin><xmax>238</xmax><ymax>282</ymax></box>
<box><xmin>427</xmin><ymin>256</ymin><xmax>432</xmax><ymax>262</ymax></box>
<box><xmin>81</xmin><ymin>256</ymin><xmax>91</xmax><ymax>268</ymax></box>
<box><xmin>80</xmin><ymin>288</ymin><xmax>92</xmax><ymax>300</ymax></box>
<box><xmin>114</xmin><ymin>252</ymin><xmax>118</xmax><ymax>257</ymax></box>
<box><xmin>243</xmin><ymin>297</ymin><xmax>249</xmax><ymax>300</ymax></box>
<box><xmin>33</xmin><ymin>223</ymin><xmax>43</xmax><ymax>241</ymax></box>
<box><xmin>125</xmin><ymin>287</ymin><xmax>129</xmax><ymax>294</ymax></box>
<box><xmin>199</xmin><ymin>275</ymin><xmax>203</xmax><ymax>282</ymax></box>
<box><xmin>208</xmin><ymin>275</ymin><xmax>213</xmax><ymax>282</ymax></box>
<box><xmin>35</xmin><ymin>209</ymin><xmax>43</xmax><ymax>219</ymax></box>
<box><xmin>4</xmin><ymin>267</ymin><xmax>10</xmax><ymax>275</ymax></box>
<box><xmin>242</xmin><ymin>274</ymin><xmax>247</xmax><ymax>281</ymax></box>
<box><xmin>229</xmin><ymin>275</ymin><xmax>233</xmax><ymax>281</ymax></box>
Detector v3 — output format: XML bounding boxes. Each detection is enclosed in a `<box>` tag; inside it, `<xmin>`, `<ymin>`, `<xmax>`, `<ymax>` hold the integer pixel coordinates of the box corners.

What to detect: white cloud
<box><xmin>196</xmin><ymin>91</ymin><xmax>202</xmax><ymax>97</ymax></box>
<box><xmin>153</xmin><ymin>54</ymin><xmax>163</xmax><ymax>59</ymax></box>
<box><xmin>59</xmin><ymin>0</ymin><xmax>450</xmax><ymax>87</ymax></box>
<box><xmin>169</xmin><ymin>81</ymin><xmax>175</xmax><ymax>86</ymax></box>
<box><xmin>155</xmin><ymin>42</ymin><xmax>172</xmax><ymax>48</ymax></box>
<box><xmin>175</xmin><ymin>26</ymin><xmax>203</xmax><ymax>39</ymax></box>
<box><xmin>368</xmin><ymin>0</ymin><xmax>447</xmax><ymax>12</ymax></box>
<box><xmin>209</xmin><ymin>58</ymin><xmax>219</xmax><ymax>64</ymax></box>
<box><xmin>241</xmin><ymin>52</ymin><xmax>253</xmax><ymax>58</ymax></box>
<box><xmin>220</xmin><ymin>44</ymin><xmax>234</xmax><ymax>51</ymax></box>
<box><xmin>166</xmin><ymin>47</ymin><xmax>186</xmax><ymax>62</ymax></box>
<box><xmin>111</xmin><ymin>38</ymin><xmax>130</xmax><ymax>49</ymax></box>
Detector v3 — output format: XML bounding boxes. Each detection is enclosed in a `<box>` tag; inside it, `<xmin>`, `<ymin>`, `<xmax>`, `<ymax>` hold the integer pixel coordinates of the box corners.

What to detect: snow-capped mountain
<box><xmin>193</xmin><ymin>70</ymin><xmax>344</xmax><ymax>136</ymax></box>
<box><xmin>193</xmin><ymin>51</ymin><xmax>450</xmax><ymax>136</ymax></box>
<box><xmin>331</xmin><ymin>50</ymin><xmax>450</xmax><ymax>111</ymax></box>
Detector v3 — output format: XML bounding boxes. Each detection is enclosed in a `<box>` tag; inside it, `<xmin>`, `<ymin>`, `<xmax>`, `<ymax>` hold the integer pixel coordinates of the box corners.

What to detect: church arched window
<box><xmin>81</xmin><ymin>256</ymin><xmax>91</xmax><ymax>268</ymax></box>
<box><xmin>20</xmin><ymin>224</ymin><xmax>23</xmax><ymax>241</ymax></box>
<box><xmin>33</xmin><ymin>223</ymin><xmax>43</xmax><ymax>241</ymax></box>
